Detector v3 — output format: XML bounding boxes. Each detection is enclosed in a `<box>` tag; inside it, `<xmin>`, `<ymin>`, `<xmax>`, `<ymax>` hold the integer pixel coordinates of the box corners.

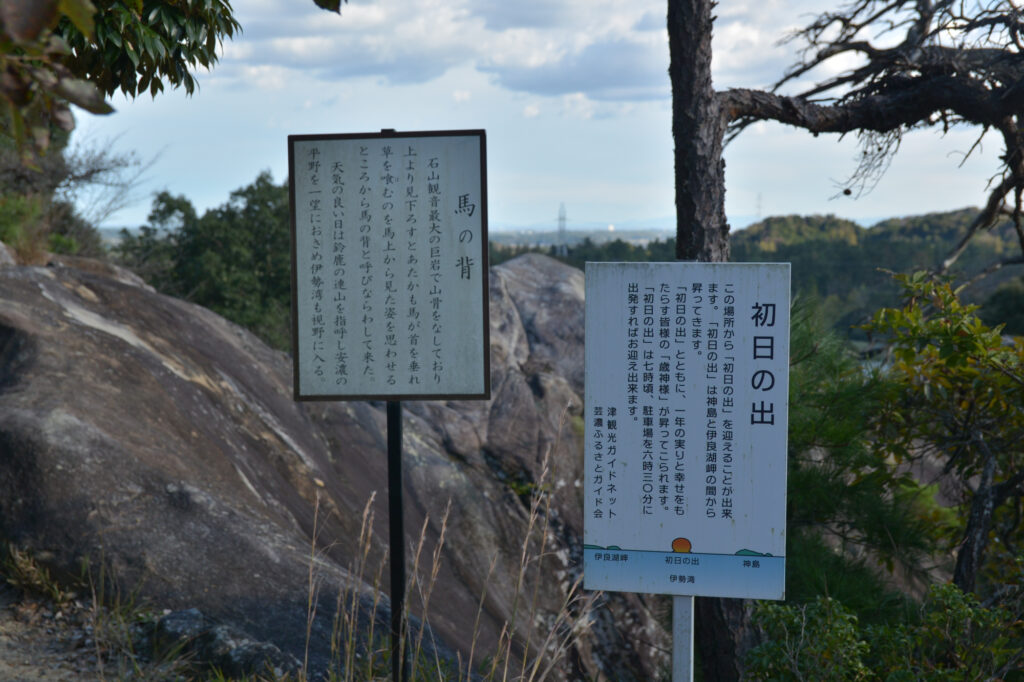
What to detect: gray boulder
<box><xmin>0</xmin><ymin>251</ymin><xmax>668</xmax><ymax>679</ymax></box>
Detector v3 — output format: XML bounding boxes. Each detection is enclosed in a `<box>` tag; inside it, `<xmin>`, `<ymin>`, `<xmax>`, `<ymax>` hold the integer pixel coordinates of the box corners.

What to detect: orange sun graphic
<box><xmin>672</xmin><ymin>537</ymin><xmax>692</xmax><ymax>553</ymax></box>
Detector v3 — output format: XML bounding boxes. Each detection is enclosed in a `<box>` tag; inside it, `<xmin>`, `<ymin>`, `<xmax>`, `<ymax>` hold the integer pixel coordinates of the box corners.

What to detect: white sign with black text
<box><xmin>584</xmin><ymin>262</ymin><xmax>790</xmax><ymax>600</ymax></box>
<box><xmin>289</xmin><ymin>130</ymin><xmax>489</xmax><ymax>401</ymax></box>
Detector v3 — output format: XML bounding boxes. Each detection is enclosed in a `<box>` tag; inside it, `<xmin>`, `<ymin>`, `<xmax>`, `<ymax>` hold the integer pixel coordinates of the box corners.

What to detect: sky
<box><xmin>72</xmin><ymin>0</ymin><xmax>1003</xmax><ymax>232</ymax></box>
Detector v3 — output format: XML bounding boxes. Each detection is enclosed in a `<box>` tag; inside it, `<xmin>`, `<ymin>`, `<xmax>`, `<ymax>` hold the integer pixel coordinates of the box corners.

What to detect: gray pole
<box><xmin>673</xmin><ymin>595</ymin><xmax>695</xmax><ymax>681</ymax></box>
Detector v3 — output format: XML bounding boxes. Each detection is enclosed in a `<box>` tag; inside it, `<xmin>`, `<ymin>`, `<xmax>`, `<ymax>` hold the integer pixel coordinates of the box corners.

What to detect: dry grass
<box><xmin>0</xmin><ymin>408</ymin><xmax>597</xmax><ymax>682</ymax></box>
<box><xmin>313</xmin><ymin>405</ymin><xmax>598</xmax><ymax>682</ymax></box>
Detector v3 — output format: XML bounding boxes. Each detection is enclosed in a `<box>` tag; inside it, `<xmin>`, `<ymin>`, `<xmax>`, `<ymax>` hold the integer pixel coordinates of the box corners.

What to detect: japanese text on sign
<box><xmin>290</xmin><ymin>131</ymin><xmax>489</xmax><ymax>400</ymax></box>
<box><xmin>584</xmin><ymin>262</ymin><xmax>790</xmax><ymax>600</ymax></box>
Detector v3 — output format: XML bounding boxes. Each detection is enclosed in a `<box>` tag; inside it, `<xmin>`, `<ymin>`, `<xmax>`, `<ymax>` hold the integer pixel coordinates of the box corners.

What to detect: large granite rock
<box><xmin>0</xmin><ymin>250</ymin><xmax>668</xmax><ymax>679</ymax></box>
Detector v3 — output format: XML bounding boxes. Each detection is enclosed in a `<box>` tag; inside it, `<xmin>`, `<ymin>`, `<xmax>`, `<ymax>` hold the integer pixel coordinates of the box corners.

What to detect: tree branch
<box><xmin>723</xmin><ymin>74</ymin><xmax>1016</xmax><ymax>135</ymax></box>
<box><xmin>941</xmin><ymin>173</ymin><xmax>1021</xmax><ymax>272</ymax></box>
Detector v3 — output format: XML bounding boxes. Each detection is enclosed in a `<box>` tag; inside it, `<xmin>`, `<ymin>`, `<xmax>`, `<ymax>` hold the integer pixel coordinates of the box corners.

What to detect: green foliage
<box><xmin>0</xmin><ymin>192</ymin><xmax>50</xmax><ymax>262</ymax></box>
<box><xmin>866</xmin><ymin>273</ymin><xmax>1024</xmax><ymax>483</ymax></box>
<box><xmin>747</xmin><ymin>584</ymin><xmax>1024</xmax><ymax>681</ymax></box>
<box><xmin>747</xmin><ymin>597</ymin><xmax>871</xmax><ymax>681</ymax></box>
<box><xmin>981</xmin><ymin>276</ymin><xmax>1024</xmax><ymax>336</ymax></box>
<box><xmin>784</xmin><ymin>301</ymin><xmax>936</xmax><ymax>622</ymax></box>
<box><xmin>738</xmin><ymin>214</ymin><xmax>862</xmax><ymax>252</ymax></box>
<box><xmin>0</xmin><ymin>132</ymin><xmax>118</xmax><ymax>260</ymax></box>
<box><xmin>493</xmin><ymin>210</ymin><xmax>1024</xmax><ymax>340</ymax></box>
<box><xmin>1</xmin><ymin>0</ymin><xmax>342</xmax><ymax>159</ymax></box>
<box><xmin>869</xmin><ymin>583</ymin><xmax>1024</xmax><ymax>680</ymax></box>
<box><xmin>732</xmin><ymin>211</ymin><xmax>1023</xmax><ymax>337</ymax></box>
<box><xmin>116</xmin><ymin>171</ymin><xmax>292</xmax><ymax>349</ymax></box>
<box><xmin>47</xmin><ymin>200</ymin><xmax>104</xmax><ymax>255</ymax></box>
<box><xmin>0</xmin><ymin>0</ymin><xmax>112</xmax><ymax>158</ymax></box>
<box><xmin>0</xmin><ymin>192</ymin><xmax>43</xmax><ymax>242</ymax></box>
<box><xmin>56</xmin><ymin>0</ymin><xmax>241</xmax><ymax>99</ymax></box>
<box><xmin>865</xmin><ymin>273</ymin><xmax>1024</xmax><ymax>593</ymax></box>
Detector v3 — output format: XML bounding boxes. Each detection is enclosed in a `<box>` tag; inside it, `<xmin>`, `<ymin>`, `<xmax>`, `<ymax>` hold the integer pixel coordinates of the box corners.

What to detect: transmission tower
<box><xmin>556</xmin><ymin>203</ymin><xmax>568</xmax><ymax>257</ymax></box>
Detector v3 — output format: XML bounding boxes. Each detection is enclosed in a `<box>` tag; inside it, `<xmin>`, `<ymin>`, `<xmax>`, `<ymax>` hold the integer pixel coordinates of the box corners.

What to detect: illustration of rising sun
<box><xmin>672</xmin><ymin>537</ymin><xmax>692</xmax><ymax>553</ymax></box>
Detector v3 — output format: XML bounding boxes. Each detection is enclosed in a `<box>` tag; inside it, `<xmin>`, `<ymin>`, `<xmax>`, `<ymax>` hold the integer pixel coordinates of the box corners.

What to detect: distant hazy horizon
<box><xmin>102</xmin><ymin>208</ymin><xmax>977</xmax><ymax>240</ymax></box>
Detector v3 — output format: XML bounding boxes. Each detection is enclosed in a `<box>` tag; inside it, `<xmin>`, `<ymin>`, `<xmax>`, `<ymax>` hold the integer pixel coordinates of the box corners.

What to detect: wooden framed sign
<box><xmin>583</xmin><ymin>262</ymin><xmax>790</xmax><ymax>600</ymax></box>
<box><xmin>289</xmin><ymin>130</ymin><xmax>490</xmax><ymax>401</ymax></box>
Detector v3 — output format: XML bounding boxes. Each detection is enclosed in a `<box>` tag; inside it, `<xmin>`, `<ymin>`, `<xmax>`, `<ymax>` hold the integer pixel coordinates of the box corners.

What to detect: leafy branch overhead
<box><xmin>56</xmin><ymin>0</ymin><xmax>242</xmax><ymax>99</ymax></box>
<box><xmin>0</xmin><ymin>0</ymin><xmax>112</xmax><ymax>157</ymax></box>
<box><xmin>0</xmin><ymin>0</ymin><xmax>345</xmax><ymax>158</ymax></box>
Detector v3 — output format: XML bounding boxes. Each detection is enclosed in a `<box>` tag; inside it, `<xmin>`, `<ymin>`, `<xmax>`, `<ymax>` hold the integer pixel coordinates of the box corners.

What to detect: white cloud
<box><xmin>481</xmin><ymin>34</ymin><xmax>669</xmax><ymax>101</ymax></box>
<box><xmin>268</xmin><ymin>36</ymin><xmax>337</xmax><ymax>61</ymax></box>
<box><xmin>213</xmin><ymin>0</ymin><xmax>672</xmax><ymax>101</ymax></box>
<box><xmin>71</xmin><ymin>0</ymin><xmax>1001</xmax><ymax>232</ymax></box>
<box><xmin>472</xmin><ymin>0</ymin><xmax>574</xmax><ymax>30</ymax></box>
<box><xmin>634</xmin><ymin>10</ymin><xmax>664</xmax><ymax>32</ymax></box>
<box><xmin>210</xmin><ymin>0</ymin><xmax>856</xmax><ymax>105</ymax></box>
<box><xmin>559</xmin><ymin>93</ymin><xmax>595</xmax><ymax>119</ymax></box>
<box><xmin>211</xmin><ymin>0</ymin><xmax>859</xmax><ymax>105</ymax></box>
<box><xmin>237</xmin><ymin>64</ymin><xmax>291</xmax><ymax>90</ymax></box>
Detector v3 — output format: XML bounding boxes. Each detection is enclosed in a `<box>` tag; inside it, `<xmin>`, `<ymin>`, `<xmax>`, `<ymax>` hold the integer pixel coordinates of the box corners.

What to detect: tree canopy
<box><xmin>115</xmin><ymin>171</ymin><xmax>292</xmax><ymax>350</ymax></box>
<box><xmin>867</xmin><ymin>274</ymin><xmax>1024</xmax><ymax>594</ymax></box>
<box><xmin>0</xmin><ymin>0</ymin><xmax>344</xmax><ymax>158</ymax></box>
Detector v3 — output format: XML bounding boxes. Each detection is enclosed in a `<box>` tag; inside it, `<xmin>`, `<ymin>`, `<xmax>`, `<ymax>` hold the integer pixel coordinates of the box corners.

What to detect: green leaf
<box><xmin>313</xmin><ymin>0</ymin><xmax>344</xmax><ymax>12</ymax></box>
<box><xmin>102</xmin><ymin>21</ymin><xmax>122</xmax><ymax>48</ymax></box>
<box><xmin>57</xmin><ymin>0</ymin><xmax>97</xmax><ymax>39</ymax></box>
<box><xmin>124</xmin><ymin>45</ymin><xmax>140</xmax><ymax>67</ymax></box>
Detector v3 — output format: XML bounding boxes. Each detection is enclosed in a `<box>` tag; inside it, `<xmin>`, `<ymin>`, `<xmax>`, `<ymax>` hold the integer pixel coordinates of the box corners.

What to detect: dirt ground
<box><xmin>0</xmin><ymin>581</ymin><xmax>102</xmax><ymax>682</ymax></box>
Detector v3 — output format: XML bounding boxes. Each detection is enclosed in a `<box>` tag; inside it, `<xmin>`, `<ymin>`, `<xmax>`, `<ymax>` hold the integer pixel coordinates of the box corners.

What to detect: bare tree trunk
<box><xmin>668</xmin><ymin>0</ymin><xmax>730</xmax><ymax>262</ymax></box>
<box><xmin>694</xmin><ymin>597</ymin><xmax>760</xmax><ymax>681</ymax></box>
<box><xmin>668</xmin><ymin>1</ymin><xmax>754</xmax><ymax>678</ymax></box>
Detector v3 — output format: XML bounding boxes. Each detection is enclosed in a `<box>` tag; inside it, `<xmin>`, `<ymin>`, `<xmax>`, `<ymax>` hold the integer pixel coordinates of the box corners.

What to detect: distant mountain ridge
<box><xmin>492</xmin><ymin>208</ymin><xmax>1024</xmax><ymax>339</ymax></box>
<box><xmin>730</xmin><ymin>208</ymin><xmax>1023</xmax><ymax>336</ymax></box>
<box><xmin>733</xmin><ymin>214</ymin><xmax>863</xmax><ymax>251</ymax></box>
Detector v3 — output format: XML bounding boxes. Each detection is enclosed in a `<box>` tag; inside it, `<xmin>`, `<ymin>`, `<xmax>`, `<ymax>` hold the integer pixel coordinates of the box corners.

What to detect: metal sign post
<box><xmin>386</xmin><ymin>401</ymin><xmax>408</xmax><ymax>681</ymax></box>
<box><xmin>289</xmin><ymin>130</ymin><xmax>490</xmax><ymax>682</ymax></box>
<box><xmin>673</xmin><ymin>595</ymin><xmax>694</xmax><ymax>680</ymax></box>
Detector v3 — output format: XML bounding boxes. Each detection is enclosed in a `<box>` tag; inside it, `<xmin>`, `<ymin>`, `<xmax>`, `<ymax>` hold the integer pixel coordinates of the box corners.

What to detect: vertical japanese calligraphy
<box><xmin>290</xmin><ymin>131</ymin><xmax>489</xmax><ymax>400</ymax></box>
<box><xmin>305</xmin><ymin>146</ymin><xmax>326</xmax><ymax>381</ymax></box>
<box><xmin>584</xmin><ymin>262</ymin><xmax>790</xmax><ymax>600</ymax></box>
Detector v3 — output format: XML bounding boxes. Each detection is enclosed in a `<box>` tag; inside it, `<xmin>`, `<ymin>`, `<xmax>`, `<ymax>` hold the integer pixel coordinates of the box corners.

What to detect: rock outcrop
<box><xmin>0</xmin><ymin>251</ymin><xmax>669</xmax><ymax>679</ymax></box>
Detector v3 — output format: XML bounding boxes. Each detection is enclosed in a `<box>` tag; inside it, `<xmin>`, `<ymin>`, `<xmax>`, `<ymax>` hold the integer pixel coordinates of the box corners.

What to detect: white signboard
<box><xmin>289</xmin><ymin>130</ymin><xmax>489</xmax><ymax>401</ymax></box>
<box><xmin>584</xmin><ymin>262</ymin><xmax>790</xmax><ymax>599</ymax></box>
